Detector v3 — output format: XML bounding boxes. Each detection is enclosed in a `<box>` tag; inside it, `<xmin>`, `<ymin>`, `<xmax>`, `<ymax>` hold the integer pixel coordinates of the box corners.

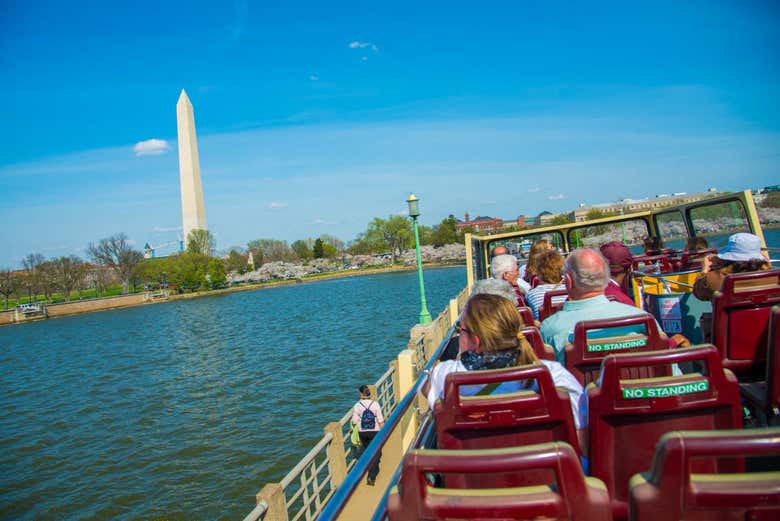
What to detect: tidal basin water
<box><xmin>0</xmin><ymin>266</ymin><xmax>465</xmax><ymax>520</ymax></box>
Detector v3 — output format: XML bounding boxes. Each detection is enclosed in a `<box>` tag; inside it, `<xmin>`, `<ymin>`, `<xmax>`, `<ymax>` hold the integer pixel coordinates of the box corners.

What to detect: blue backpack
<box><xmin>360</xmin><ymin>402</ymin><xmax>377</xmax><ymax>430</ymax></box>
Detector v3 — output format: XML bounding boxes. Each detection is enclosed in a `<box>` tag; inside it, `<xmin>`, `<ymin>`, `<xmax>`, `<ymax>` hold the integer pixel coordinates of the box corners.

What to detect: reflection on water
<box><xmin>0</xmin><ymin>267</ymin><xmax>465</xmax><ymax>520</ymax></box>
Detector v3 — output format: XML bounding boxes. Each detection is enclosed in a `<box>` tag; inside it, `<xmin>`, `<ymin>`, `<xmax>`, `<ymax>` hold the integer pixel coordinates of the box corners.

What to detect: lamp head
<box><xmin>406</xmin><ymin>193</ymin><xmax>420</xmax><ymax>218</ymax></box>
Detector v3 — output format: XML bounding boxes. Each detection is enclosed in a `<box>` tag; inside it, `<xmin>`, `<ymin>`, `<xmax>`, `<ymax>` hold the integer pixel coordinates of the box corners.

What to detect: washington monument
<box><xmin>176</xmin><ymin>89</ymin><xmax>207</xmax><ymax>244</ymax></box>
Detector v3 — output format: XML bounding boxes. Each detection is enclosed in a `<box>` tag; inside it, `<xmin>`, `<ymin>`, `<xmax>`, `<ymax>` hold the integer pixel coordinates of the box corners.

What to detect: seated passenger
<box><xmin>693</xmin><ymin>232</ymin><xmax>771</xmax><ymax>341</ymax></box>
<box><xmin>693</xmin><ymin>232</ymin><xmax>770</xmax><ymax>302</ymax></box>
<box><xmin>425</xmin><ymin>293</ymin><xmax>584</xmax><ymax>428</ymax></box>
<box><xmin>526</xmin><ymin>250</ymin><xmax>567</xmax><ymax>320</ymax></box>
<box><xmin>520</xmin><ymin>240</ymin><xmax>553</xmax><ymax>289</ymax></box>
<box><xmin>599</xmin><ymin>241</ymin><xmax>635</xmax><ymax>306</ymax></box>
<box><xmin>490</xmin><ymin>254</ymin><xmax>526</xmax><ymax>307</ymax></box>
<box><xmin>643</xmin><ymin>236</ymin><xmax>662</xmax><ymax>255</ymax></box>
<box><xmin>439</xmin><ymin>278</ymin><xmax>525</xmax><ymax>361</ymax></box>
<box><xmin>540</xmin><ymin>248</ymin><xmax>688</xmax><ymax>361</ymax></box>
<box><xmin>490</xmin><ymin>244</ymin><xmax>509</xmax><ymax>257</ymax></box>
<box><xmin>685</xmin><ymin>236</ymin><xmax>709</xmax><ymax>251</ymax></box>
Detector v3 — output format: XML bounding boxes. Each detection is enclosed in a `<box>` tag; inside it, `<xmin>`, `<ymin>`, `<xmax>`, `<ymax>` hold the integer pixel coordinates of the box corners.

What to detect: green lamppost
<box><xmin>407</xmin><ymin>193</ymin><xmax>432</xmax><ymax>324</ymax></box>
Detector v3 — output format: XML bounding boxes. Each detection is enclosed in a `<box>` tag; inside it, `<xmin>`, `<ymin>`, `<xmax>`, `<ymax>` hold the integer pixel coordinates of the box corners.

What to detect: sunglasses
<box><xmin>455</xmin><ymin>321</ymin><xmax>471</xmax><ymax>335</ymax></box>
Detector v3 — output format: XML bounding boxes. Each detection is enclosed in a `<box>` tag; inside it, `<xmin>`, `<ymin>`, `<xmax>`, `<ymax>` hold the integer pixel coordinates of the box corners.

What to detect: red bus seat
<box><xmin>742</xmin><ymin>305</ymin><xmax>780</xmax><ymax>425</ymax></box>
<box><xmin>711</xmin><ymin>269</ymin><xmax>780</xmax><ymax>379</ymax></box>
<box><xmin>522</xmin><ymin>326</ymin><xmax>556</xmax><ymax>361</ymax></box>
<box><xmin>539</xmin><ymin>288</ymin><xmax>568</xmax><ymax>322</ymax></box>
<box><xmin>517</xmin><ymin>306</ymin><xmax>534</xmax><ymax>327</ymax></box>
<box><xmin>630</xmin><ymin>428</ymin><xmax>780</xmax><ymax>521</ymax></box>
<box><xmin>587</xmin><ymin>345</ymin><xmax>742</xmax><ymax>521</ymax></box>
<box><xmin>632</xmin><ymin>254</ymin><xmax>673</xmax><ymax>274</ymax></box>
<box><xmin>563</xmin><ymin>314</ymin><xmax>670</xmax><ymax>386</ymax></box>
<box><xmin>678</xmin><ymin>248</ymin><xmax>717</xmax><ymax>271</ymax></box>
<box><xmin>435</xmin><ymin>364</ymin><xmax>580</xmax><ymax>488</ymax></box>
<box><xmin>387</xmin><ymin>443</ymin><xmax>611</xmax><ymax>521</ymax></box>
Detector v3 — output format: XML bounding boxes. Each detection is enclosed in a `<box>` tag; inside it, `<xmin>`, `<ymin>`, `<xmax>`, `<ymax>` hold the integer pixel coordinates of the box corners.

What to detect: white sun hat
<box><xmin>717</xmin><ymin>232</ymin><xmax>764</xmax><ymax>262</ymax></box>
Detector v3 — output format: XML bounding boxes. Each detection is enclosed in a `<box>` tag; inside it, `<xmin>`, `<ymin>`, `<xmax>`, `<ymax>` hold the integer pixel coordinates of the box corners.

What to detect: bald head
<box><xmin>490</xmin><ymin>245</ymin><xmax>509</xmax><ymax>257</ymax></box>
<box><xmin>563</xmin><ymin>248</ymin><xmax>610</xmax><ymax>299</ymax></box>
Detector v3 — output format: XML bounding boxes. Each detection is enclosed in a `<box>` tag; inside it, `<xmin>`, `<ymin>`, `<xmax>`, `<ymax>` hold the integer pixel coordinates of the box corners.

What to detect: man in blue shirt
<box><xmin>540</xmin><ymin>248</ymin><xmax>655</xmax><ymax>363</ymax></box>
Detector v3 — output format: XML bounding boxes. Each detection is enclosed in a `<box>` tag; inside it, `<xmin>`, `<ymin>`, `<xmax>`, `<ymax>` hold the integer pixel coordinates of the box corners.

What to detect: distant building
<box><xmin>536</xmin><ymin>211</ymin><xmax>555</xmax><ymax>227</ymax></box>
<box><xmin>456</xmin><ymin>212</ymin><xmax>526</xmax><ymax>233</ymax></box>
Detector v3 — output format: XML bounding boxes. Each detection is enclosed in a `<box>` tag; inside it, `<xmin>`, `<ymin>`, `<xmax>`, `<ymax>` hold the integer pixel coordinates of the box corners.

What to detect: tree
<box><xmin>550</xmin><ymin>214</ymin><xmax>574</xmax><ymax>225</ymax></box>
<box><xmin>207</xmin><ymin>258</ymin><xmax>227</xmax><ymax>288</ymax></box>
<box><xmin>291</xmin><ymin>240</ymin><xmax>312</xmax><ymax>262</ymax></box>
<box><xmin>166</xmin><ymin>252</ymin><xmax>209</xmax><ymax>291</ymax></box>
<box><xmin>0</xmin><ymin>269</ymin><xmax>19</xmax><ymax>309</ymax></box>
<box><xmin>313</xmin><ymin>238</ymin><xmax>325</xmax><ymax>259</ymax></box>
<box><xmin>430</xmin><ymin>215</ymin><xmax>460</xmax><ymax>246</ymax></box>
<box><xmin>364</xmin><ymin>216</ymin><xmax>413</xmax><ymax>263</ymax></box>
<box><xmin>87</xmin><ymin>233</ymin><xmax>144</xmax><ymax>294</ymax></box>
<box><xmin>246</xmin><ymin>239</ymin><xmax>296</xmax><ymax>263</ymax></box>
<box><xmin>186</xmin><ymin>229</ymin><xmax>216</xmax><ymax>256</ymax></box>
<box><xmin>319</xmin><ymin>234</ymin><xmax>345</xmax><ymax>253</ymax></box>
<box><xmin>36</xmin><ymin>260</ymin><xmax>57</xmax><ymax>302</ymax></box>
<box><xmin>417</xmin><ymin>224</ymin><xmax>434</xmax><ymax>245</ymax></box>
<box><xmin>20</xmin><ymin>253</ymin><xmax>44</xmax><ymax>302</ymax></box>
<box><xmin>586</xmin><ymin>208</ymin><xmax>617</xmax><ymax>220</ymax></box>
<box><xmin>52</xmin><ymin>255</ymin><xmax>87</xmax><ymax>302</ymax></box>
<box><xmin>225</xmin><ymin>250</ymin><xmax>248</xmax><ymax>274</ymax></box>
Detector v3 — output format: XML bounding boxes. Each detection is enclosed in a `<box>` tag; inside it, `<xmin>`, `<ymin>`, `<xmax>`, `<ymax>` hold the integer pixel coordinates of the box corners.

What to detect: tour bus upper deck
<box><xmin>312</xmin><ymin>189</ymin><xmax>779</xmax><ymax>521</ymax></box>
<box><xmin>466</xmin><ymin>189</ymin><xmax>767</xmax><ymax>288</ymax></box>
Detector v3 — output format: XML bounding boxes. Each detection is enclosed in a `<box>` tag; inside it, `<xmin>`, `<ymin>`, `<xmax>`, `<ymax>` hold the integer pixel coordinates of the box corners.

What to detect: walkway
<box><xmin>336</xmin><ymin>421</ymin><xmax>404</xmax><ymax>520</ymax></box>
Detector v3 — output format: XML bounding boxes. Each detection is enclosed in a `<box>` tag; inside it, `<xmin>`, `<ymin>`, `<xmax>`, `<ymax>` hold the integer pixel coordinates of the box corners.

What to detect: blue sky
<box><xmin>1</xmin><ymin>0</ymin><xmax>778</xmax><ymax>266</ymax></box>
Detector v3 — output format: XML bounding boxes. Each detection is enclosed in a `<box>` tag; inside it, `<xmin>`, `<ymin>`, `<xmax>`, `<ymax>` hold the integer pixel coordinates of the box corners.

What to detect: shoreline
<box><xmin>0</xmin><ymin>263</ymin><xmax>466</xmax><ymax>326</ymax></box>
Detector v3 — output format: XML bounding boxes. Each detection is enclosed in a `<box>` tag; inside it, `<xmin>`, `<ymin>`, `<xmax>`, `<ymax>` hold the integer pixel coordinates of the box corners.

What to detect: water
<box><xmin>0</xmin><ymin>266</ymin><xmax>465</xmax><ymax>520</ymax></box>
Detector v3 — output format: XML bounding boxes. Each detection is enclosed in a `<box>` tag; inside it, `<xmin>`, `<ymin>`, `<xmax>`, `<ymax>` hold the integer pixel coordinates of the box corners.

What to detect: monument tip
<box><xmin>178</xmin><ymin>89</ymin><xmax>190</xmax><ymax>104</ymax></box>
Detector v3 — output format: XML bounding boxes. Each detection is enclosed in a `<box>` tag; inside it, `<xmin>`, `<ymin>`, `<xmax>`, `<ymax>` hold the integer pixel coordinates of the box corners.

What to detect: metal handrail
<box><xmin>316</xmin><ymin>324</ymin><xmax>456</xmax><ymax>520</ymax></box>
<box><xmin>241</xmin><ymin>500</ymin><xmax>269</xmax><ymax>521</ymax></box>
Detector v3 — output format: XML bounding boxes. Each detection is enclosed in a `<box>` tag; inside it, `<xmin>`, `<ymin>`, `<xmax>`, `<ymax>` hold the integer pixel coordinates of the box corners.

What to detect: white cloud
<box><xmin>349</xmin><ymin>41</ymin><xmax>379</xmax><ymax>52</ymax></box>
<box><xmin>133</xmin><ymin>139</ymin><xmax>170</xmax><ymax>157</ymax></box>
<box><xmin>311</xmin><ymin>218</ymin><xmax>336</xmax><ymax>225</ymax></box>
<box><xmin>548</xmin><ymin>193</ymin><xmax>565</xmax><ymax>200</ymax></box>
<box><xmin>527</xmin><ymin>187</ymin><xmax>541</xmax><ymax>193</ymax></box>
<box><xmin>309</xmin><ymin>75</ymin><xmax>319</xmax><ymax>81</ymax></box>
<box><xmin>268</xmin><ymin>201</ymin><xmax>288</xmax><ymax>209</ymax></box>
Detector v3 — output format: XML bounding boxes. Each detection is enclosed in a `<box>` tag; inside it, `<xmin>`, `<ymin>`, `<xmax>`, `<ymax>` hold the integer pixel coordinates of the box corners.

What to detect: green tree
<box><xmin>313</xmin><ymin>238</ymin><xmax>325</xmax><ymax>259</ymax></box>
<box><xmin>167</xmin><ymin>252</ymin><xmax>210</xmax><ymax>291</ymax></box>
<box><xmin>186</xmin><ymin>229</ymin><xmax>216</xmax><ymax>256</ymax></box>
<box><xmin>417</xmin><ymin>224</ymin><xmax>434</xmax><ymax>245</ymax></box>
<box><xmin>87</xmin><ymin>233</ymin><xmax>144</xmax><ymax>293</ymax></box>
<box><xmin>291</xmin><ymin>240</ymin><xmax>313</xmax><ymax>261</ymax></box>
<box><xmin>586</xmin><ymin>208</ymin><xmax>617</xmax><ymax>220</ymax></box>
<box><xmin>207</xmin><ymin>258</ymin><xmax>227</xmax><ymax>288</ymax></box>
<box><xmin>225</xmin><ymin>249</ymin><xmax>248</xmax><ymax>273</ymax></box>
<box><xmin>363</xmin><ymin>215</ymin><xmax>413</xmax><ymax>263</ymax></box>
<box><xmin>430</xmin><ymin>215</ymin><xmax>460</xmax><ymax>246</ymax></box>
<box><xmin>133</xmin><ymin>258</ymin><xmax>167</xmax><ymax>287</ymax></box>
<box><xmin>551</xmin><ymin>214</ymin><xmax>574</xmax><ymax>225</ymax></box>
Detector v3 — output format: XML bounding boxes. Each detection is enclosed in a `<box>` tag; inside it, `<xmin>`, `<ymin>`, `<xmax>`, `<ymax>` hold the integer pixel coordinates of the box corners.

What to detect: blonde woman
<box><xmin>425</xmin><ymin>294</ymin><xmax>583</xmax><ymax>428</ymax></box>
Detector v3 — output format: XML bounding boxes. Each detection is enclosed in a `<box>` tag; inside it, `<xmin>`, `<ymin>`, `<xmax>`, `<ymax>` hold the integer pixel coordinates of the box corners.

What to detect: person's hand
<box><xmin>671</xmin><ymin>334</ymin><xmax>691</xmax><ymax>348</ymax></box>
<box><xmin>702</xmin><ymin>255</ymin><xmax>713</xmax><ymax>273</ymax></box>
